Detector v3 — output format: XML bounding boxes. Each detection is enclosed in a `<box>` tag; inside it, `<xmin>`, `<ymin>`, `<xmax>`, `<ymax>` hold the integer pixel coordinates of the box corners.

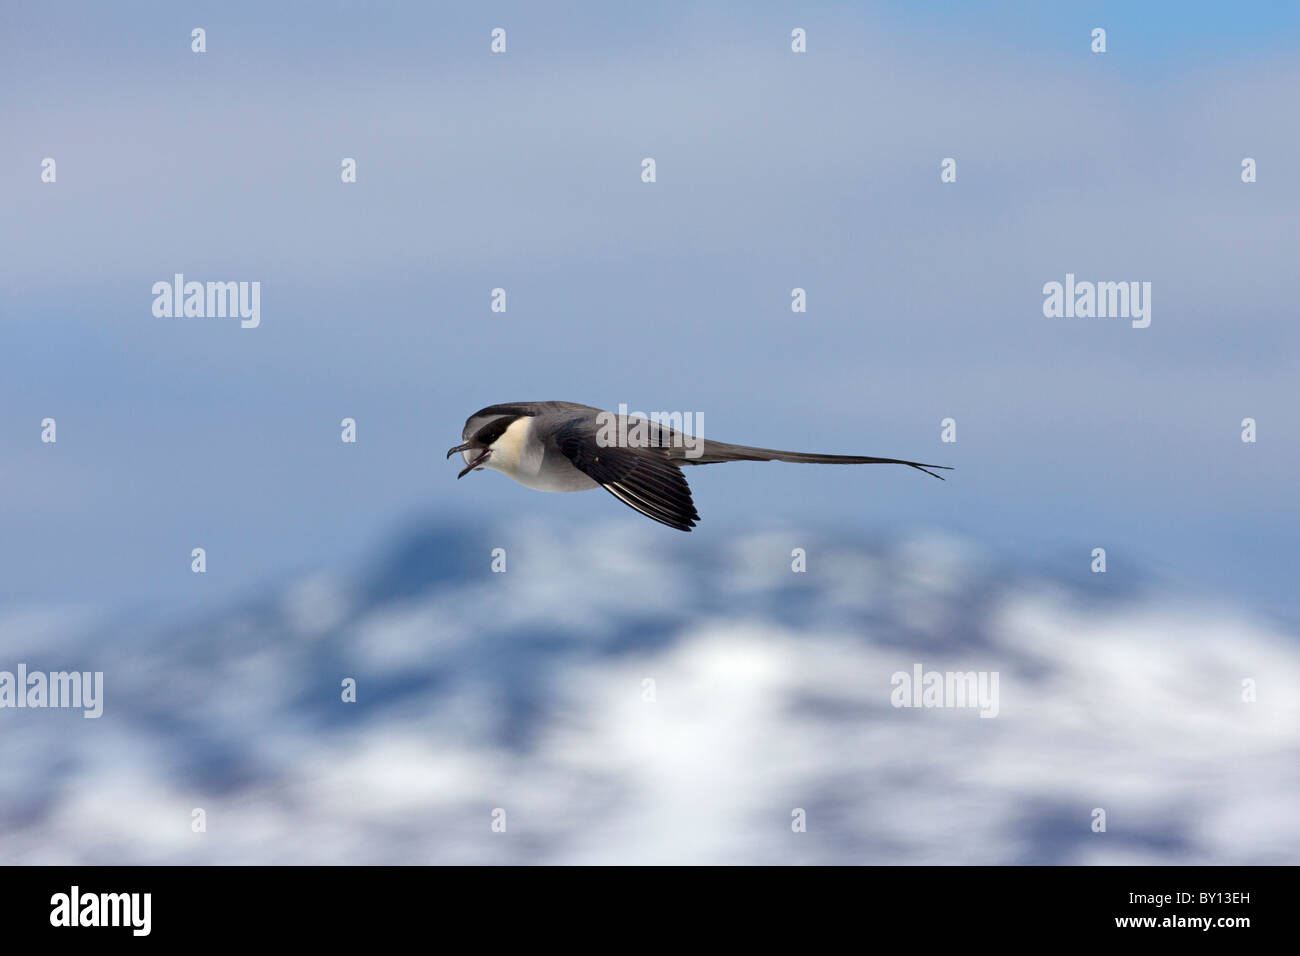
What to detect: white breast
<box><xmin>483</xmin><ymin>417</ymin><xmax>598</xmax><ymax>493</ymax></box>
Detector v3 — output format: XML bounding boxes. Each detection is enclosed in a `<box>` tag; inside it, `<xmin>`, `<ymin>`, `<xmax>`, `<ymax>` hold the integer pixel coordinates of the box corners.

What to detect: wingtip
<box><xmin>917</xmin><ymin>464</ymin><xmax>953</xmax><ymax>480</ymax></box>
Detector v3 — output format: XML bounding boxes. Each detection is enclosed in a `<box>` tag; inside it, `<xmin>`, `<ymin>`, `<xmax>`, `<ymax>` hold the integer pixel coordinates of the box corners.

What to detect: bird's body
<box><xmin>448</xmin><ymin>401</ymin><xmax>951</xmax><ymax>531</ymax></box>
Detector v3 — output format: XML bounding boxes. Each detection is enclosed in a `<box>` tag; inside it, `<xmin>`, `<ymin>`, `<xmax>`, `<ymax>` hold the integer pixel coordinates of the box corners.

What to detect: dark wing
<box><xmin>554</xmin><ymin>419</ymin><xmax>700</xmax><ymax>532</ymax></box>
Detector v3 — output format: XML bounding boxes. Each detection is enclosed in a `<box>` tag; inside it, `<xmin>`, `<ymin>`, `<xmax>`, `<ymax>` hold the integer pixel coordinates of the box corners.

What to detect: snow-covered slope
<box><xmin>1</xmin><ymin>519</ymin><xmax>1296</xmax><ymax>864</ymax></box>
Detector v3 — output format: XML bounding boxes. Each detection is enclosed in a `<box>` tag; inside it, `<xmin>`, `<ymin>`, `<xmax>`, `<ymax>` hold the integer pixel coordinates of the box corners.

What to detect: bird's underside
<box><xmin>451</xmin><ymin>401</ymin><xmax>952</xmax><ymax>532</ymax></box>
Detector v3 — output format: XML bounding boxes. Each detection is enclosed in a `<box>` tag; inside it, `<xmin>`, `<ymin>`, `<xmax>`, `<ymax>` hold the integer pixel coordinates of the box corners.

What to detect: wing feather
<box><xmin>554</xmin><ymin>419</ymin><xmax>700</xmax><ymax>532</ymax></box>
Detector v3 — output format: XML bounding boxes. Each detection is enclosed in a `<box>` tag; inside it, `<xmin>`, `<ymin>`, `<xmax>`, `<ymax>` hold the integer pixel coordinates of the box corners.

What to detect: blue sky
<box><xmin>2</xmin><ymin>2</ymin><xmax>1297</xmax><ymax>618</ymax></box>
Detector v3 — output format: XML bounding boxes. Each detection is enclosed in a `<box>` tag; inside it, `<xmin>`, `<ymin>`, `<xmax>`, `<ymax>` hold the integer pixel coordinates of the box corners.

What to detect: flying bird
<box><xmin>448</xmin><ymin>401</ymin><xmax>951</xmax><ymax>532</ymax></box>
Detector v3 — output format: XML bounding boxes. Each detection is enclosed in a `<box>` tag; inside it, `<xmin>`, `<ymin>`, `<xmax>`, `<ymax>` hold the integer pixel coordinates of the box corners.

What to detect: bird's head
<box><xmin>447</xmin><ymin>411</ymin><xmax>526</xmax><ymax>478</ymax></box>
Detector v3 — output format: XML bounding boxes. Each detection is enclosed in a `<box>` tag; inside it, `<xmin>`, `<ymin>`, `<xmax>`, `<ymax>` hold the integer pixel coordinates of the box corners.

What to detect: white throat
<box><xmin>484</xmin><ymin>416</ymin><xmax>537</xmax><ymax>479</ymax></box>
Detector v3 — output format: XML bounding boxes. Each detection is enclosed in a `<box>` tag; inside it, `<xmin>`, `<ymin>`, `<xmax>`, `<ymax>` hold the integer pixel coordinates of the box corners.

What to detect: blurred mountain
<box><xmin>1</xmin><ymin>518</ymin><xmax>1297</xmax><ymax>864</ymax></box>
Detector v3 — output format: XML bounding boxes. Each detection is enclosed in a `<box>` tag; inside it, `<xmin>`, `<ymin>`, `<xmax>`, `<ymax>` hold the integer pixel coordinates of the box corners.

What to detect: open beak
<box><xmin>447</xmin><ymin>443</ymin><xmax>492</xmax><ymax>479</ymax></box>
